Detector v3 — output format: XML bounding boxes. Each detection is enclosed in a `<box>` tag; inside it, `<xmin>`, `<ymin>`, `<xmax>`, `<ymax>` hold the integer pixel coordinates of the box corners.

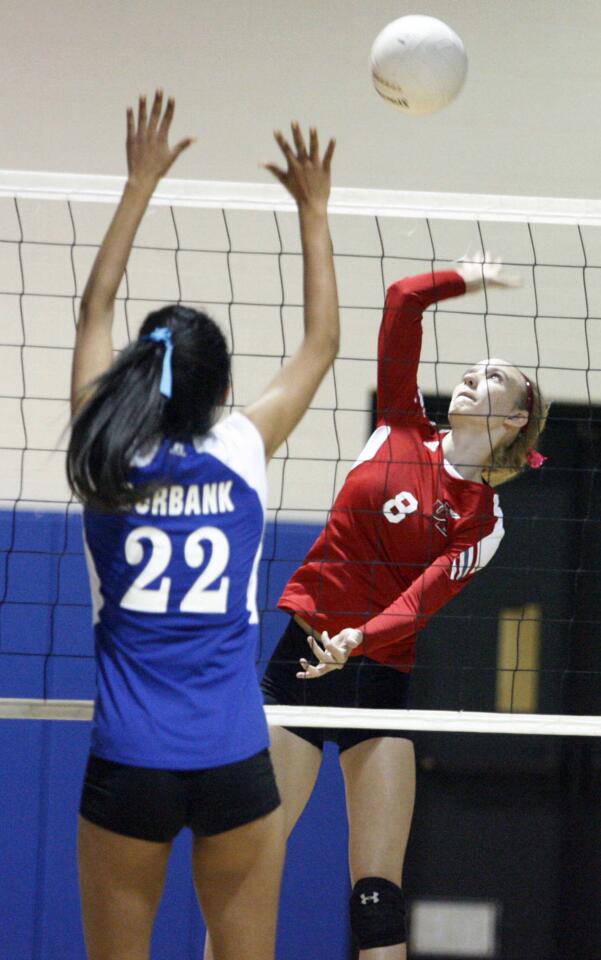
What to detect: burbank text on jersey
<box><xmin>83</xmin><ymin>412</ymin><xmax>270</xmax><ymax>771</ymax></box>
<box><xmin>134</xmin><ymin>478</ymin><xmax>235</xmax><ymax>516</ymax></box>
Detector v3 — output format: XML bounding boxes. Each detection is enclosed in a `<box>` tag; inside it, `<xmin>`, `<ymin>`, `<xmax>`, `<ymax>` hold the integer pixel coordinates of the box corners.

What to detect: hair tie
<box><xmin>144</xmin><ymin>327</ymin><xmax>173</xmax><ymax>398</ymax></box>
<box><xmin>527</xmin><ymin>448</ymin><xmax>547</xmax><ymax>469</ymax></box>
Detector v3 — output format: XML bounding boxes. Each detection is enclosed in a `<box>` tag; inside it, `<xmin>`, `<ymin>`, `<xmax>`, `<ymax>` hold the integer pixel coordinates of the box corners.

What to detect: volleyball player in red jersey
<box><xmin>261</xmin><ymin>259</ymin><xmax>548</xmax><ymax>959</ymax></box>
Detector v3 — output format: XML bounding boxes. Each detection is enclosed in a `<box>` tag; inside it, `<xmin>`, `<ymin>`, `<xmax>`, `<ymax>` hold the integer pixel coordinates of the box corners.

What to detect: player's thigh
<box><xmin>193</xmin><ymin>807</ymin><xmax>285</xmax><ymax>960</ymax></box>
<box><xmin>340</xmin><ymin>736</ymin><xmax>416</xmax><ymax>881</ymax></box>
<box><xmin>269</xmin><ymin>724</ymin><xmax>323</xmax><ymax>835</ymax></box>
<box><xmin>78</xmin><ymin>816</ymin><xmax>172</xmax><ymax>960</ymax></box>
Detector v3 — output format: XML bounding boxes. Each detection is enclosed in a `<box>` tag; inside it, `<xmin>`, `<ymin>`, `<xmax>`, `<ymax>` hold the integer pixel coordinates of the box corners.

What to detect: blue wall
<box><xmin>0</xmin><ymin>510</ymin><xmax>351</xmax><ymax>960</ymax></box>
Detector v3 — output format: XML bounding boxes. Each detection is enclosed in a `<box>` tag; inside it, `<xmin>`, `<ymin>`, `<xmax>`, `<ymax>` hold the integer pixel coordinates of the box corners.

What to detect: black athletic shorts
<box><xmin>80</xmin><ymin>748</ymin><xmax>281</xmax><ymax>843</ymax></box>
<box><xmin>261</xmin><ymin>618</ymin><xmax>411</xmax><ymax>753</ymax></box>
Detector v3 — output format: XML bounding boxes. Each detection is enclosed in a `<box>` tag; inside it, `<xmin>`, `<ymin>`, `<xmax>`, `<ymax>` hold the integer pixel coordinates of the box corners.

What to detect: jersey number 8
<box><xmin>120</xmin><ymin>525</ymin><xmax>230</xmax><ymax>614</ymax></box>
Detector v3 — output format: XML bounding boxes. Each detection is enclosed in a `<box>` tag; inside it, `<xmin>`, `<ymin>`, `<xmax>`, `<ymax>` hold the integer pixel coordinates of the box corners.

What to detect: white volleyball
<box><xmin>370</xmin><ymin>15</ymin><xmax>468</xmax><ymax>116</ymax></box>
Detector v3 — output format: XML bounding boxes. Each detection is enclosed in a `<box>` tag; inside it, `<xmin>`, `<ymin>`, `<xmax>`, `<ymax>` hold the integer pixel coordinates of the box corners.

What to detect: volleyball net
<box><xmin>0</xmin><ymin>170</ymin><xmax>599</xmax><ymax>735</ymax></box>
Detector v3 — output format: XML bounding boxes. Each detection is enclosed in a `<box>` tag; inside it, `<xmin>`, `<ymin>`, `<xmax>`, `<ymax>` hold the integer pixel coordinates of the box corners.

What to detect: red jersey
<box><xmin>278</xmin><ymin>271</ymin><xmax>505</xmax><ymax>671</ymax></box>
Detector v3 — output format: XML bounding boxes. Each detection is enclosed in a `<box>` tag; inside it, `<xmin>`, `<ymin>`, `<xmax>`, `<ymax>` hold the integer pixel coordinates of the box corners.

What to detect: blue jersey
<box><xmin>83</xmin><ymin>412</ymin><xmax>268</xmax><ymax>770</ymax></box>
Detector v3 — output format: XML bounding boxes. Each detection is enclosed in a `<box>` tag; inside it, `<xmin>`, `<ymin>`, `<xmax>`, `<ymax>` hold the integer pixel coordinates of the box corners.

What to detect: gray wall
<box><xmin>4</xmin><ymin>0</ymin><xmax>601</xmax><ymax>198</ymax></box>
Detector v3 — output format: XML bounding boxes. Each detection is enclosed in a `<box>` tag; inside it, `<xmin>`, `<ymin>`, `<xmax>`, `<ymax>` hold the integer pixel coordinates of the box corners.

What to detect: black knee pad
<box><xmin>349</xmin><ymin>877</ymin><xmax>407</xmax><ymax>949</ymax></box>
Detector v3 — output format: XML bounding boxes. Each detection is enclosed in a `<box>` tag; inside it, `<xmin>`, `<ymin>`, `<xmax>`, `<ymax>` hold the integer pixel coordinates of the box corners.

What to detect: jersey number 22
<box><xmin>120</xmin><ymin>525</ymin><xmax>230</xmax><ymax>614</ymax></box>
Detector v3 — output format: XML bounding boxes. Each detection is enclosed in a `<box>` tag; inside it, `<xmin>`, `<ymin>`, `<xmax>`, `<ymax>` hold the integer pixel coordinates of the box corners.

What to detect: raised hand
<box><xmin>456</xmin><ymin>250</ymin><xmax>522</xmax><ymax>292</ymax></box>
<box><xmin>126</xmin><ymin>90</ymin><xmax>195</xmax><ymax>189</ymax></box>
<box><xmin>264</xmin><ymin>122</ymin><xmax>335</xmax><ymax>212</ymax></box>
<box><xmin>296</xmin><ymin>628</ymin><xmax>363</xmax><ymax>680</ymax></box>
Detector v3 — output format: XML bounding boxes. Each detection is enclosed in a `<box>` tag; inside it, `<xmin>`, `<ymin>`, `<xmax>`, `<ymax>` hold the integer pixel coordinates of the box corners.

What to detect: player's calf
<box><xmin>350</xmin><ymin>876</ymin><xmax>406</xmax><ymax>950</ymax></box>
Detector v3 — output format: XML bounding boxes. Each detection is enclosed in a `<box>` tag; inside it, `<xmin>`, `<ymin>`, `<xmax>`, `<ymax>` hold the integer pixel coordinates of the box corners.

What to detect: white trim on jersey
<box><xmin>132</xmin><ymin>441</ymin><xmax>160</xmax><ymax>468</ymax></box>
<box><xmin>132</xmin><ymin>413</ymin><xmax>266</xmax><ymax>510</ymax></box>
<box><xmin>246</xmin><ymin>541</ymin><xmax>263</xmax><ymax>625</ymax></box>
<box><xmin>351</xmin><ymin>424</ymin><xmax>391</xmax><ymax>472</ymax></box>
<box><xmin>82</xmin><ymin>530</ymin><xmax>104</xmax><ymax>625</ymax></box>
<box><xmin>193</xmin><ymin>412</ymin><xmax>267</xmax><ymax>512</ymax></box>
<box><xmin>449</xmin><ymin>494</ymin><xmax>504</xmax><ymax>581</ymax></box>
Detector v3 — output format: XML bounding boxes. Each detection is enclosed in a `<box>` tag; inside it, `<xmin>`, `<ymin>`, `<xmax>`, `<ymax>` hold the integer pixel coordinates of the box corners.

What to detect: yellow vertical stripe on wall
<box><xmin>496</xmin><ymin>604</ymin><xmax>541</xmax><ymax>713</ymax></box>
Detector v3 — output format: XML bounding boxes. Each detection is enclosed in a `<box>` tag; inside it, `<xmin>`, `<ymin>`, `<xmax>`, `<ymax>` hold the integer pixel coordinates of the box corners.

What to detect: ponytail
<box><xmin>67</xmin><ymin>305</ymin><xmax>230</xmax><ymax>512</ymax></box>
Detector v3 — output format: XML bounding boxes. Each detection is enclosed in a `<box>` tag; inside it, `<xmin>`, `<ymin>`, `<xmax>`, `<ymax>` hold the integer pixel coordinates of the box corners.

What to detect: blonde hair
<box><xmin>483</xmin><ymin>378</ymin><xmax>549</xmax><ymax>487</ymax></box>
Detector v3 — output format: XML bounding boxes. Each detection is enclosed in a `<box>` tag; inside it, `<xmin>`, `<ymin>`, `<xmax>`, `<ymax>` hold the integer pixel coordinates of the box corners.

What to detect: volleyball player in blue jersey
<box><xmin>67</xmin><ymin>91</ymin><xmax>338</xmax><ymax>960</ymax></box>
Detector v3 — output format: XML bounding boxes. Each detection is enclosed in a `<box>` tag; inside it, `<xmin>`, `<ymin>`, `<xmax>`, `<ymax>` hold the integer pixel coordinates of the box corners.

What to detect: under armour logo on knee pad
<box><xmin>360</xmin><ymin>892</ymin><xmax>380</xmax><ymax>905</ymax></box>
<box><xmin>350</xmin><ymin>878</ymin><xmax>406</xmax><ymax>950</ymax></box>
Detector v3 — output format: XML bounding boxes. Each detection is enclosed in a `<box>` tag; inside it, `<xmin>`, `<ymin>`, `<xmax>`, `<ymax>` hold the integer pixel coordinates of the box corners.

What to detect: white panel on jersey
<box><xmin>443</xmin><ymin>459</ymin><xmax>463</xmax><ymax>480</ymax></box>
<box><xmin>246</xmin><ymin>541</ymin><xmax>263</xmax><ymax>625</ymax></box>
<box><xmin>477</xmin><ymin>493</ymin><xmax>505</xmax><ymax>569</ymax></box>
<box><xmin>194</xmin><ymin>411</ymin><xmax>267</xmax><ymax>511</ymax></box>
<box><xmin>450</xmin><ymin>494</ymin><xmax>505</xmax><ymax>581</ymax></box>
<box><xmin>351</xmin><ymin>424</ymin><xmax>391</xmax><ymax>471</ymax></box>
<box><xmin>131</xmin><ymin>440</ymin><xmax>160</xmax><ymax>468</ymax></box>
<box><xmin>83</xmin><ymin>530</ymin><xmax>104</xmax><ymax>625</ymax></box>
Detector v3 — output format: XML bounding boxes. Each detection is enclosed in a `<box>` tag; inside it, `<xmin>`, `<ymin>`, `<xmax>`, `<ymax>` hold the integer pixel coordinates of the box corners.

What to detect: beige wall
<box><xmin>1</xmin><ymin>0</ymin><xmax>599</xmax><ymax>506</ymax></box>
<box><xmin>5</xmin><ymin>0</ymin><xmax>601</xmax><ymax>198</ymax></box>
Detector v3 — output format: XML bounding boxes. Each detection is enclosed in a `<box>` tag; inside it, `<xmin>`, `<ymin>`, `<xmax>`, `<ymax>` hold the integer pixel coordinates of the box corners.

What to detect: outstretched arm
<box><xmin>297</xmin><ymin>513</ymin><xmax>504</xmax><ymax>678</ymax></box>
<box><xmin>377</xmin><ymin>271</ymin><xmax>466</xmax><ymax>425</ymax></box>
<box><xmin>71</xmin><ymin>91</ymin><xmax>194</xmax><ymax>415</ymax></box>
<box><xmin>244</xmin><ymin>124</ymin><xmax>339</xmax><ymax>460</ymax></box>
<box><xmin>376</xmin><ymin>253</ymin><xmax>520</xmax><ymax>426</ymax></box>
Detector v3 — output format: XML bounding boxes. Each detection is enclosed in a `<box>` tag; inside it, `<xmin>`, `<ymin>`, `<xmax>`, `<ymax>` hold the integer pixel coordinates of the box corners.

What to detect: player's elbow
<box><xmin>79</xmin><ymin>283</ymin><xmax>118</xmax><ymax>320</ymax></box>
<box><xmin>306</xmin><ymin>324</ymin><xmax>340</xmax><ymax>362</ymax></box>
<box><xmin>386</xmin><ymin>278</ymin><xmax>408</xmax><ymax>297</ymax></box>
<box><xmin>386</xmin><ymin>278</ymin><xmax>422</xmax><ymax>303</ymax></box>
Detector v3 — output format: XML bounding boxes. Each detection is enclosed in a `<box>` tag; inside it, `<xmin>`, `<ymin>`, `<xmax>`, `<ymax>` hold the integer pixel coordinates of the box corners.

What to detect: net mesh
<box><xmin>0</xmin><ymin>173</ymin><xmax>600</xmax><ymax>732</ymax></box>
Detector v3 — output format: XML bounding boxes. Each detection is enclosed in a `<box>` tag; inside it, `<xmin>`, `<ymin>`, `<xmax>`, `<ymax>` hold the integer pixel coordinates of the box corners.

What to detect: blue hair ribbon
<box><xmin>144</xmin><ymin>327</ymin><xmax>173</xmax><ymax>398</ymax></box>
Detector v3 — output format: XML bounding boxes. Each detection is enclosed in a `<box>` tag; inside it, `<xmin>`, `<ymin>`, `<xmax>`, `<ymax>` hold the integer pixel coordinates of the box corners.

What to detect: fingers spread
<box><xmin>324</xmin><ymin>640</ymin><xmax>346</xmax><ymax>663</ymax></box>
<box><xmin>322</xmin><ymin>137</ymin><xmax>336</xmax><ymax>174</ymax></box>
<box><xmin>262</xmin><ymin>162</ymin><xmax>287</xmax><ymax>185</ymax></box>
<box><xmin>274</xmin><ymin>130</ymin><xmax>298</xmax><ymax>167</ymax></box>
<box><xmin>307</xmin><ymin>636</ymin><xmax>326</xmax><ymax>659</ymax></box>
<box><xmin>158</xmin><ymin>96</ymin><xmax>176</xmax><ymax>139</ymax></box>
<box><xmin>296</xmin><ymin>659</ymin><xmax>338</xmax><ymax>680</ymax></box>
<box><xmin>291</xmin><ymin>121</ymin><xmax>308</xmax><ymax>160</ymax></box>
<box><xmin>137</xmin><ymin>95</ymin><xmax>147</xmax><ymax>134</ymax></box>
<box><xmin>148</xmin><ymin>89</ymin><xmax>163</xmax><ymax>134</ymax></box>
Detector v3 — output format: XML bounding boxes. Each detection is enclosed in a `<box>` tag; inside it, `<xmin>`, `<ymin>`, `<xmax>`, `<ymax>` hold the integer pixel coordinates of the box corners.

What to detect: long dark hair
<box><xmin>67</xmin><ymin>305</ymin><xmax>230</xmax><ymax>512</ymax></box>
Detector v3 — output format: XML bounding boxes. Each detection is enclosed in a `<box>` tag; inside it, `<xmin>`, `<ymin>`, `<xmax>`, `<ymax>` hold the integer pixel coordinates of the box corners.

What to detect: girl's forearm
<box><xmin>80</xmin><ymin>178</ymin><xmax>155</xmax><ymax>315</ymax></box>
<box><xmin>299</xmin><ymin>207</ymin><xmax>339</xmax><ymax>350</ymax></box>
